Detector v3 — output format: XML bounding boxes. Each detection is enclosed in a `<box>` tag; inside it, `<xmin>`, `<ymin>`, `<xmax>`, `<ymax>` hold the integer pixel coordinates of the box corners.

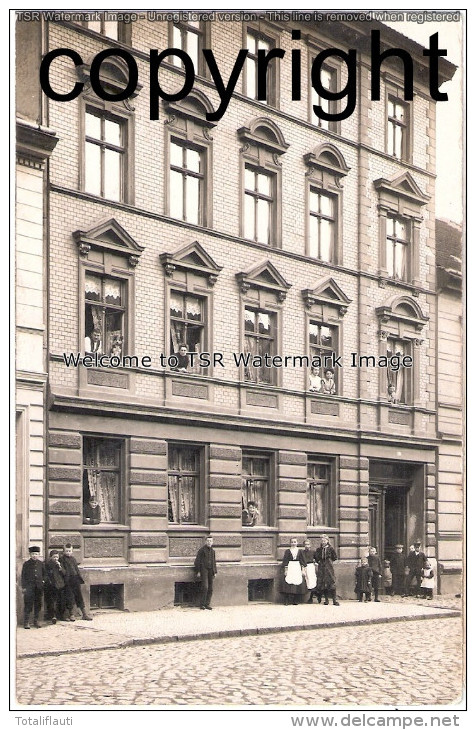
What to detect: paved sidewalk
<box><xmin>16</xmin><ymin>594</ymin><xmax>461</xmax><ymax>659</ymax></box>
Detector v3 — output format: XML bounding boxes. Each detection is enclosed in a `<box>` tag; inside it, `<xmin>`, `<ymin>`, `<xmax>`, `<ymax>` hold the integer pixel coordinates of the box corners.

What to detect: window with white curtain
<box><xmin>169</xmin><ymin>291</ymin><xmax>205</xmax><ymax>374</ymax></box>
<box><xmin>386</xmin><ymin>338</ymin><xmax>411</xmax><ymax>405</ymax></box>
<box><xmin>386</xmin><ymin>216</ymin><xmax>410</xmax><ymax>281</ymax></box>
<box><xmin>307</xmin><ymin>459</ymin><xmax>331</xmax><ymax>527</ymax></box>
<box><xmin>84</xmin><ymin>274</ymin><xmax>125</xmax><ymax>357</ymax></box>
<box><xmin>244</xmin><ymin>307</ymin><xmax>276</xmax><ymax>384</ymax></box>
<box><xmin>82</xmin><ymin>437</ymin><xmax>122</xmax><ymax>524</ymax></box>
<box><xmin>167</xmin><ymin>445</ymin><xmax>201</xmax><ymax>524</ymax></box>
<box><xmin>242</xmin><ymin>453</ymin><xmax>270</xmax><ymax>526</ymax></box>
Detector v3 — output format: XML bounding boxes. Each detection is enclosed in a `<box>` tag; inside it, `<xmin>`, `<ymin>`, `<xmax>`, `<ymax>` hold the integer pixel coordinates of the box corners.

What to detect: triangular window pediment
<box><xmin>160</xmin><ymin>240</ymin><xmax>222</xmax><ymax>286</ymax></box>
<box><xmin>302</xmin><ymin>277</ymin><xmax>352</xmax><ymax>315</ymax></box>
<box><xmin>73</xmin><ymin>218</ymin><xmax>144</xmax><ymax>267</ymax></box>
<box><xmin>236</xmin><ymin>259</ymin><xmax>291</xmax><ymax>301</ymax></box>
<box><xmin>374</xmin><ymin>172</ymin><xmax>429</xmax><ymax>207</ymax></box>
<box><xmin>182</xmin><ymin>251</ymin><xmax>207</xmax><ymax>267</ymax></box>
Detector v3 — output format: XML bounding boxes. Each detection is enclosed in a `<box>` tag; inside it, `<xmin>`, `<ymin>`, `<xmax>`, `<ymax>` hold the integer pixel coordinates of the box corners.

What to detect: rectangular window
<box><xmin>387</xmin><ymin>98</ymin><xmax>408</xmax><ymax>159</ymax></box>
<box><xmin>307</xmin><ymin>459</ymin><xmax>331</xmax><ymax>527</ymax></box>
<box><xmin>82</xmin><ymin>437</ymin><xmax>122</xmax><ymax>524</ymax></box>
<box><xmin>168</xmin><ymin>445</ymin><xmax>201</xmax><ymax>524</ymax></box>
<box><xmin>244</xmin><ymin>165</ymin><xmax>274</xmax><ymax>245</ymax></box>
<box><xmin>309</xmin><ymin>189</ymin><xmax>336</xmax><ymax>262</ymax></box>
<box><xmin>85</xmin><ymin>109</ymin><xmax>125</xmax><ymax>201</ymax></box>
<box><xmin>169</xmin><ymin>139</ymin><xmax>204</xmax><ymax>225</ymax></box>
<box><xmin>169</xmin><ymin>291</ymin><xmax>205</xmax><ymax>374</ymax></box>
<box><xmin>85</xmin><ymin>274</ymin><xmax>125</xmax><ymax>357</ymax></box>
<box><xmin>172</xmin><ymin>21</ymin><xmax>203</xmax><ymax>72</ymax></box>
<box><xmin>386</xmin><ymin>217</ymin><xmax>409</xmax><ymax>281</ymax></box>
<box><xmin>242</xmin><ymin>453</ymin><xmax>270</xmax><ymax>526</ymax></box>
<box><xmin>245</xmin><ymin>30</ymin><xmax>276</xmax><ymax>104</ymax></box>
<box><xmin>387</xmin><ymin>338</ymin><xmax>411</xmax><ymax>405</ymax></box>
<box><xmin>87</xmin><ymin>19</ymin><xmax>119</xmax><ymax>40</ymax></box>
<box><xmin>244</xmin><ymin>307</ymin><xmax>276</xmax><ymax>385</ymax></box>
<box><xmin>311</xmin><ymin>66</ymin><xmax>338</xmax><ymax>131</ymax></box>
<box><xmin>309</xmin><ymin>322</ymin><xmax>338</xmax><ymax>394</ymax></box>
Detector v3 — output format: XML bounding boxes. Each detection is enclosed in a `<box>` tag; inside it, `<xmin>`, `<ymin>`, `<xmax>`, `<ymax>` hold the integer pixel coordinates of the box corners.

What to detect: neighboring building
<box><xmin>15</xmin><ymin>14</ymin><xmax>459</xmax><ymax>610</ymax></box>
<box><xmin>15</xmin><ymin>20</ymin><xmax>58</xmax><ymax>593</ymax></box>
<box><xmin>435</xmin><ymin>219</ymin><xmax>463</xmax><ymax>594</ymax></box>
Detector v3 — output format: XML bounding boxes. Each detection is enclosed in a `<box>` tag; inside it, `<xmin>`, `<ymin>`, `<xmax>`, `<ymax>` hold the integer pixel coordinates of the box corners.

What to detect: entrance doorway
<box><xmin>369</xmin><ymin>461</ymin><xmax>418</xmax><ymax>560</ymax></box>
<box><xmin>369</xmin><ymin>484</ymin><xmax>409</xmax><ymax>559</ymax></box>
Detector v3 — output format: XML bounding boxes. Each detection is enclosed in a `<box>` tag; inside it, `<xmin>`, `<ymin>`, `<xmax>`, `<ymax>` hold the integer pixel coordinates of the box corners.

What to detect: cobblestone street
<box><xmin>16</xmin><ymin>616</ymin><xmax>463</xmax><ymax>707</ymax></box>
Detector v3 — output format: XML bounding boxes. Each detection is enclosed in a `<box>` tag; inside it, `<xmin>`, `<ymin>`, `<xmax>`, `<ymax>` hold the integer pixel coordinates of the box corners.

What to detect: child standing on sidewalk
<box><xmin>420</xmin><ymin>559</ymin><xmax>435</xmax><ymax>599</ymax></box>
<box><xmin>301</xmin><ymin>538</ymin><xmax>318</xmax><ymax>602</ymax></box>
<box><xmin>44</xmin><ymin>549</ymin><xmax>65</xmax><ymax>624</ymax></box>
<box><xmin>382</xmin><ymin>560</ymin><xmax>393</xmax><ymax>595</ymax></box>
<box><xmin>367</xmin><ymin>546</ymin><xmax>382</xmax><ymax>602</ymax></box>
<box><xmin>354</xmin><ymin>557</ymin><xmax>373</xmax><ymax>602</ymax></box>
<box><xmin>60</xmin><ymin>543</ymin><xmax>93</xmax><ymax>621</ymax></box>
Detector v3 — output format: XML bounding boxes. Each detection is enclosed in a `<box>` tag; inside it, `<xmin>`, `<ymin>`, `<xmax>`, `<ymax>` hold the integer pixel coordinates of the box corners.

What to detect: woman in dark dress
<box><xmin>314</xmin><ymin>535</ymin><xmax>340</xmax><ymax>605</ymax></box>
<box><xmin>281</xmin><ymin>537</ymin><xmax>306</xmax><ymax>605</ymax></box>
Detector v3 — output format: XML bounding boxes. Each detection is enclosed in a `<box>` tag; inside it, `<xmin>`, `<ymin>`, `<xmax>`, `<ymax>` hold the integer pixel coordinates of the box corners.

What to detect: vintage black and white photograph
<box><xmin>13</xmin><ymin>6</ymin><xmax>465</xmax><ymax>717</ymax></box>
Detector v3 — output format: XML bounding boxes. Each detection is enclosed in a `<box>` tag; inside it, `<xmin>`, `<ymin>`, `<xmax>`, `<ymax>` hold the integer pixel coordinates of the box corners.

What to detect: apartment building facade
<box><xmin>15</xmin><ymin>13</ymin><xmax>460</xmax><ymax>609</ymax></box>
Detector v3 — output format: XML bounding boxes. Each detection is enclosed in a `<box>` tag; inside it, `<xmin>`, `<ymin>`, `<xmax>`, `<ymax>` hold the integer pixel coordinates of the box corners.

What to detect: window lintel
<box><xmin>376</xmin><ymin>296</ymin><xmax>429</xmax><ymax>332</ymax></box>
<box><xmin>78</xmin><ymin>57</ymin><xmax>143</xmax><ymax>97</ymax></box>
<box><xmin>236</xmin><ymin>259</ymin><xmax>291</xmax><ymax>301</ymax></box>
<box><xmin>374</xmin><ymin>172</ymin><xmax>429</xmax><ymax>208</ymax></box>
<box><xmin>304</xmin><ymin>144</ymin><xmax>350</xmax><ymax>181</ymax></box>
<box><xmin>73</xmin><ymin>217</ymin><xmax>144</xmax><ymax>267</ymax></box>
<box><xmin>164</xmin><ymin>92</ymin><xmax>217</xmax><ymax>129</ymax></box>
<box><xmin>238</xmin><ymin>118</ymin><xmax>289</xmax><ymax>156</ymax></box>
<box><xmin>302</xmin><ymin>277</ymin><xmax>351</xmax><ymax>315</ymax></box>
<box><xmin>160</xmin><ymin>240</ymin><xmax>222</xmax><ymax>285</ymax></box>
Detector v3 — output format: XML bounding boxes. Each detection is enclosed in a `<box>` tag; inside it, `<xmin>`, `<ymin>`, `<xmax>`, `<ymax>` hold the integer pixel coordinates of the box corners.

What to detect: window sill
<box><xmin>306</xmin><ymin>527</ymin><xmax>338</xmax><ymax>534</ymax></box>
<box><xmin>81</xmin><ymin>523</ymin><xmax>130</xmax><ymax>531</ymax></box>
<box><xmin>241</xmin><ymin>526</ymin><xmax>278</xmax><ymax>533</ymax></box>
<box><xmin>167</xmin><ymin>525</ymin><xmax>210</xmax><ymax>532</ymax></box>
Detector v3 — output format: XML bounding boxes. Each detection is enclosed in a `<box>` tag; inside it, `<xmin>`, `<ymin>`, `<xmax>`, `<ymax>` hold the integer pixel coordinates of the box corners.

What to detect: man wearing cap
<box><xmin>389</xmin><ymin>543</ymin><xmax>406</xmax><ymax>596</ymax></box>
<box><xmin>21</xmin><ymin>546</ymin><xmax>46</xmax><ymax>629</ymax></box>
<box><xmin>194</xmin><ymin>535</ymin><xmax>217</xmax><ymax>610</ymax></box>
<box><xmin>404</xmin><ymin>540</ymin><xmax>426</xmax><ymax>597</ymax></box>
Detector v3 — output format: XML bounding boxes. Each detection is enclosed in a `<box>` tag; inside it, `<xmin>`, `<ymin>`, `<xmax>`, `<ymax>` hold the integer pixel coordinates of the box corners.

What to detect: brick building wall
<box><xmin>15</xmin><ymin>15</ymin><xmax>459</xmax><ymax>609</ymax></box>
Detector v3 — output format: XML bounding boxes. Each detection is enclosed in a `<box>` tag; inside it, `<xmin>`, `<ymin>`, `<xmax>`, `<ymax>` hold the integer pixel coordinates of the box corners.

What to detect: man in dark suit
<box><xmin>194</xmin><ymin>536</ymin><xmax>217</xmax><ymax>610</ymax></box>
<box><xmin>404</xmin><ymin>540</ymin><xmax>426</xmax><ymax>596</ymax></box>
<box><xmin>21</xmin><ymin>546</ymin><xmax>46</xmax><ymax>629</ymax></box>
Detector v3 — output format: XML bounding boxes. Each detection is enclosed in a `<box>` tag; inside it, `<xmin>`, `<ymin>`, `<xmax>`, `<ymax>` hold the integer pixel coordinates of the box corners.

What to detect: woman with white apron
<box><xmin>281</xmin><ymin>537</ymin><xmax>306</xmax><ymax>605</ymax></box>
<box><xmin>301</xmin><ymin>538</ymin><xmax>318</xmax><ymax>602</ymax></box>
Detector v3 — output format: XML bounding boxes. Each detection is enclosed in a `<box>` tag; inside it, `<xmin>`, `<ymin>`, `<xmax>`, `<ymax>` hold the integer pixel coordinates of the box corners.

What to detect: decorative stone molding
<box><xmin>301</xmin><ymin>277</ymin><xmax>352</xmax><ymax>316</ymax></box>
<box><xmin>236</xmin><ymin>259</ymin><xmax>291</xmax><ymax>301</ymax></box>
<box><xmin>73</xmin><ymin>217</ymin><xmax>144</xmax><ymax>266</ymax></box>
<box><xmin>160</xmin><ymin>240</ymin><xmax>222</xmax><ymax>285</ymax></box>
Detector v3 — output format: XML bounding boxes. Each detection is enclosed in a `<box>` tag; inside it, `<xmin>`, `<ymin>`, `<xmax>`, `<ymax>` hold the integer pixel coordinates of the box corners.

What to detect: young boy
<box><xmin>367</xmin><ymin>546</ymin><xmax>382</xmax><ymax>602</ymax></box>
<box><xmin>44</xmin><ymin>549</ymin><xmax>65</xmax><ymax>624</ymax></box>
<box><xmin>354</xmin><ymin>557</ymin><xmax>373</xmax><ymax>602</ymax></box>
<box><xmin>390</xmin><ymin>544</ymin><xmax>406</xmax><ymax>596</ymax></box>
<box><xmin>383</xmin><ymin>560</ymin><xmax>393</xmax><ymax>595</ymax></box>
<box><xmin>60</xmin><ymin>543</ymin><xmax>92</xmax><ymax>621</ymax></box>
<box><xmin>21</xmin><ymin>546</ymin><xmax>46</xmax><ymax>629</ymax></box>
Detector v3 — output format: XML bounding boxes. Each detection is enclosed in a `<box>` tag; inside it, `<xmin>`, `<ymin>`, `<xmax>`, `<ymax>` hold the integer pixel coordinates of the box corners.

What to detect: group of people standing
<box><xmin>281</xmin><ymin>536</ymin><xmax>436</xmax><ymax>608</ymax></box>
<box><xmin>282</xmin><ymin>536</ymin><xmax>340</xmax><ymax>606</ymax></box>
<box><xmin>21</xmin><ymin>537</ymin><xmax>436</xmax><ymax>624</ymax></box>
<box><xmin>21</xmin><ymin>544</ymin><xmax>92</xmax><ymax>629</ymax></box>
<box><xmin>354</xmin><ymin>540</ymin><xmax>435</xmax><ymax>602</ymax></box>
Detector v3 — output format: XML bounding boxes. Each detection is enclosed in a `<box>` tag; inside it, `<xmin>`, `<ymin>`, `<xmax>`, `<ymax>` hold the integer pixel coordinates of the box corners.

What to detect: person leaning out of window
<box><xmin>84</xmin><ymin>328</ymin><xmax>102</xmax><ymax>355</ymax></box>
<box><xmin>171</xmin><ymin>343</ymin><xmax>189</xmax><ymax>372</ymax></box>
